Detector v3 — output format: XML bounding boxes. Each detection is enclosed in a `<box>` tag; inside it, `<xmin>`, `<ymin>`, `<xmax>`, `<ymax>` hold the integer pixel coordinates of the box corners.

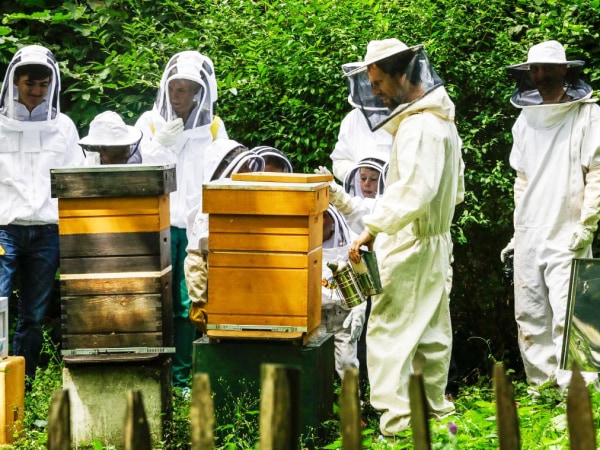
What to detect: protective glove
<box><xmin>568</xmin><ymin>224</ymin><xmax>596</xmax><ymax>251</ymax></box>
<box><xmin>342</xmin><ymin>302</ymin><xmax>367</xmax><ymax>343</ymax></box>
<box><xmin>500</xmin><ymin>237</ymin><xmax>514</xmax><ymax>263</ymax></box>
<box><xmin>188</xmin><ymin>302</ymin><xmax>208</xmax><ymax>335</ymax></box>
<box><xmin>314</xmin><ymin>166</ymin><xmax>346</xmax><ymax>206</ymax></box>
<box><xmin>154</xmin><ymin>118</ymin><xmax>184</xmax><ymax>147</ymax></box>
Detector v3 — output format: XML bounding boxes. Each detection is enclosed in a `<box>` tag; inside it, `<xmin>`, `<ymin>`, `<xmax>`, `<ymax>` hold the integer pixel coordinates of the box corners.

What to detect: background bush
<box><xmin>2</xmin><ymin>0</ymin><xmax>599</xmax><ymax>382</ymax></box>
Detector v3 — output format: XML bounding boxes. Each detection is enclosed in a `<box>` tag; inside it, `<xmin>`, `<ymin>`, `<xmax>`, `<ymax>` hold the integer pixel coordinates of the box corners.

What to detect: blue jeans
<box><xmin>0</xmin><ymin>224</ymin><xmax>59</xmax><ymax>380</ymax></box>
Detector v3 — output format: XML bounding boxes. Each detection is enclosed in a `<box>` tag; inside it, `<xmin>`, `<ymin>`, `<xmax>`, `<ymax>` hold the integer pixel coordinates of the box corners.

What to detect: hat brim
<box><xmin>79</xmin><ymin>127</ymin><xmax>142</xmax><ymax>147</ymax></box>
<box><xmin>343</xmin><ymin>44</ymin><xmax>424</xmax><ymax>78</ymax></box>
<box><xmin>506</xmin><ymin>60</ymin><xmax>585</xmax><ymax>71</ymax></box>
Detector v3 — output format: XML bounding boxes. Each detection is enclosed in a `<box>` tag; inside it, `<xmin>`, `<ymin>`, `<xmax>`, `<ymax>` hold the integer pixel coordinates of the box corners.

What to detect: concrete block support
<box><xmin>62</xmin><ymin>357</ymin><xmax>172</xmax><ymax>448</ymax></box>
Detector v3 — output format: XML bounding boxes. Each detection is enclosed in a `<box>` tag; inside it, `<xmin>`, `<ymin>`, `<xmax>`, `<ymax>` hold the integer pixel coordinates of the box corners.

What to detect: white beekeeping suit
<box><xmin>330</xmin><ymin>63</ymin><xmax>393</xmax><ymax>182</ymax></box>
<box><xmin>0</xmin><ymin>44</ymin><xmax>84</xmax><ymax>224</ymax></box>
<box><xmin>135</xmin><ymin>50</ymin><xmax>228</xmax><ymax>229</ymax></box>
<box><xmin>344</xmin><ymin>39</ymin><xmax>464</xmax><ymax>436</ymax></box>
<box><xmin>505</xmin><ymin>40</ymin><xmax>600</xmax><ymax>389</ymax></box>
<box><xmin>320</xmin><ymin>205</ymin><xmax>366</xmax><ymax>380</ymax></box>
<box><xmin>0</xmin><ymin>44</ymin><xmax>84</xmax><ymax>381</ymax></box>
<box><xmin>135</xmin><ymin>50</ymin><xmax>229</xmax><ymax>393</ymax></box>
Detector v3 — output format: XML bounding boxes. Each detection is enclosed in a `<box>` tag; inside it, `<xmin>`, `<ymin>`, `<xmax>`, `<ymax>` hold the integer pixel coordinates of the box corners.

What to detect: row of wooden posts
<box><xmin>46</xmin><ymin>363</ymin><xmax>595</xmax><ymax>450</ymax></box>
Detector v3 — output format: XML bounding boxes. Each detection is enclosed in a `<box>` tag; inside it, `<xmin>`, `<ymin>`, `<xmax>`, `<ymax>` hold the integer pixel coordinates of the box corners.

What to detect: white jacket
<box><xmin>0</xmin><ymin>45</ymin><xmax>84</xmax><ymax>225</ymax></box>
<box><xmin>331</xmin><ymin>108</ymin><xmax>392</xmax><ymax>182</ymax></box>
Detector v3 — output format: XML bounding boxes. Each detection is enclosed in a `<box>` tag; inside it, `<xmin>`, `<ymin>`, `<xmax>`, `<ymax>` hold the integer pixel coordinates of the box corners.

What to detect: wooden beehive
<box><xmin>50</xmin><ymin>164</ymin><xmax>176</xmax><ymax>357</ymax></box>
<box><xmin>202</xmin><ymin>172</ymin><xmax>331</xmax><ymax>342</ymax></box>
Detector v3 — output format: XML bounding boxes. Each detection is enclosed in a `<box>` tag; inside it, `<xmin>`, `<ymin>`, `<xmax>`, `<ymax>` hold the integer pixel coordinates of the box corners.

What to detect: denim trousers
<box><xmin>0</xmin><ymin>224</ymin><xmax>59</xmax><ymax>380</ymax></box>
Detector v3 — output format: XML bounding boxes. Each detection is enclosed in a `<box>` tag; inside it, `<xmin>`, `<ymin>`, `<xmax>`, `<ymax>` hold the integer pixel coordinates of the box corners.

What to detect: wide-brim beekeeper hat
<box><xmin>506</xmin><ymin>40</ymin><xmax>585</xmax><ymax>71</ymax></box>
<box><xmin>344</xmin><ymin>38</ymin><xmax>423</xmax><ymax>77</ymax></box>
<box><xmin>79</xmin><ymin>111</ymin><xmax>142</xmax><ymax>147</ymax></box>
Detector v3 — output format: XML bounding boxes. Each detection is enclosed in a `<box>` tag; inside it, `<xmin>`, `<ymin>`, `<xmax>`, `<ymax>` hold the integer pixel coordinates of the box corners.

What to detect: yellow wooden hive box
<box><xmin>202</xmin><ymin>173</ymin><xmax>331</xmax><ymax>341</ymax></box>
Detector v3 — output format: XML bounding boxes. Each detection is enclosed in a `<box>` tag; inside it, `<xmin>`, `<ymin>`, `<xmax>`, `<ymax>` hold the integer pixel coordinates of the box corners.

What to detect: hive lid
<box><xmin>231</xmin><ymin>172</ymin><xmax>333</xmax><ymax>183</ymax></box>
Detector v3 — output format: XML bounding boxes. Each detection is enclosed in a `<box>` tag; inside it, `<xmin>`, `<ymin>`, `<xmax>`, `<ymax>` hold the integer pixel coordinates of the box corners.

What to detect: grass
<box><xmin>8</xmin><ymin>334</ymin><xmax>600</xmax><ymax>449</ymax></box>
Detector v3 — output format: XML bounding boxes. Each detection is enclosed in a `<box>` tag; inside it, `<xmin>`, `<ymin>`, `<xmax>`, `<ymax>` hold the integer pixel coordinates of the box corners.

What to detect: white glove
<box><xmin>500</xmin><ymin>237</ymin><xmax>514</xmax><ymax>263</ymax></box>
<box><xmin>342</xmin><ymin>302</ymin><xmax>366</xmax><ymax>343</ymax></box>
<box><xmin>154</xmin><ymin>118</ymin><xmax>184</xmax><ymax>147</ymax></box>
<box><xmin>314</xmin><ymin>166</ymin><xmax>345</xmax><ymax>204</ymax></box>
<box><xmin>569</xmin><ymin>224</ymin><xmax>595</xmax><ymax>251</ymax></box>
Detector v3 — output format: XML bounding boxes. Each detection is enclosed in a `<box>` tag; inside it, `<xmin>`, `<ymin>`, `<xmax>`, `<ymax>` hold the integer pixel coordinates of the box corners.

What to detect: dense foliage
<box><xmin>2</xmin><ymin>0</ymin><xmax>600</xmax><ymax>382</ymax></box>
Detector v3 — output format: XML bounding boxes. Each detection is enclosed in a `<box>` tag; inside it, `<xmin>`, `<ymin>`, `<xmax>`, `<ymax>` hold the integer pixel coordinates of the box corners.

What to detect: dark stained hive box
<box><xmin>50</xmin><ymin>164</ymin><xmax>176</xmax><ymax>355</ymax></box>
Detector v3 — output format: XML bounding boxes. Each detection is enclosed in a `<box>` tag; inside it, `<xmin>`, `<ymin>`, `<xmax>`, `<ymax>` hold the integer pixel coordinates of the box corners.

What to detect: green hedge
<box><xmin>2</xmin><ymin>0</ymin><xmax>599</xmax><ymax>380</ymax></box>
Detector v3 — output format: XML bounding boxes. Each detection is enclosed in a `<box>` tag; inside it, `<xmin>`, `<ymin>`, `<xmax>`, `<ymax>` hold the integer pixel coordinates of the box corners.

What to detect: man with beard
<box><xmin>345</xmin><ymin>38</ymin><xmax>464</xmax><ymax>438</ymax></box>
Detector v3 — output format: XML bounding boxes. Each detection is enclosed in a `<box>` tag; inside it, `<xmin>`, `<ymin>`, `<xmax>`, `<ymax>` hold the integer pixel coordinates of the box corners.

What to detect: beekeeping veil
<box><xmin>343</xmin><ymin>157</ymin><xmax>386</xmax><ymax>198</ymax></box>
<box><xmin>0</xmin><ymin>44</ymin><xmax>61</xmax><ymax>124</ymax></box>
<box><xmin>343</xmin><ymin>38</ymin><xmax>443</xmax><ymax>131</ymax></box>
<box><xmin>506</xmin><ymin>40</ymin><xmax>590</xmax><ymax>107</ymax></box>
<box><xmin>323</xmin><ymin>204</ymin><xmax>353</xmax><ymax>249</ymax></box>
<box><xmin>204</xmin><ymin>139</ymin><xmax>265</xmax><ymax>181</ymax></box>
<box><xmin>155</xmin><ymin>50</ymin><xmax>217</xmax><ymax>128</ymax></box>
<box><xmin>252</xmin><ymin>146</ymin><xmax>294</xmax><ymax>173</ymax></box>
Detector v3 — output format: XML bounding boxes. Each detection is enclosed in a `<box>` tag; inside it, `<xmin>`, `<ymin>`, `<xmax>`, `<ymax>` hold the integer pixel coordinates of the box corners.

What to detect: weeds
<box><xmin>8</xmin><ymin>330</ymin><xmax>600</xmax><ymax>448</ymax></box>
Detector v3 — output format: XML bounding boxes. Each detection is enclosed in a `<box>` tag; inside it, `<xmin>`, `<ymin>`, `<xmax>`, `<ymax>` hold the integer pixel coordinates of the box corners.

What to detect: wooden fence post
<box><xmin>123</xmin><ymin>390</ymin><xmax>152</xmax><ymax>450</ymax></box>
<box><xmin>340</xmin><ymin>368</ymin><xmax>361</xmax><ymax>450</ymax></box>
<box><xmin>47</xmin><ymin>389</ymin><xmax>71</xmax><ymax>450</ymax></box>
<box><xmin>493</xmin><ymin>363</ymin><xmax>521</xmax><ymax>450</ymax></box>
<box><xmin>408</xmin><ymin>372</ymin><xmax>431</xmax><ymax>450</ymax></box>
<box><xmin>190</xmin><ymin>373</ymin><xmax>214</xmax><ymax>450</ymax></box>
<box><xmin>567</xmin><ymin>363</ymin><xmax>596</xmax><ymax>450</ymax></box>
<box><xmin>259</xmin><ymin>363</ymin><xmax>300</xmax><ymax>450</ymax></box>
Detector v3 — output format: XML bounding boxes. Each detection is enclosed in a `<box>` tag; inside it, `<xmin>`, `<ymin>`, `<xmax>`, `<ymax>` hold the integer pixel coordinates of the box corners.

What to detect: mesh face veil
<box><xmin>154</xmin><ymin>51</ymin><xmax>217</xmax><ymax>128</ymax></box>
<box><xmin>204</xmin><ymin>139</ymin><xmax>265</xmax><ymax>181</ymax></box>
<box><xmin>252</xmin><ymin>146</ymin><xmax>294</xmax><ymax>172</ymax></box>
<box><xmin>343</xmin><ymin>157</ymin><xmax>386</xmax><ymax>198</ymax></box>
<box><xmin>0</xmin><ymin>45</ymin><xmax>61</xmax><ymax>122</ymax></box>
<box><xmin>343</xmin><ymin>45</ymin><xmax>443</xmax><ymax>131</ymax></box>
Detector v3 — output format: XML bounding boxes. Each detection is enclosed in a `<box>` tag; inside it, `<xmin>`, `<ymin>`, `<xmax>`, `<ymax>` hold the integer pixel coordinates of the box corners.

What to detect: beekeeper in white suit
<box><xmin>502</xmin><ymin>40</ymin><xmax>600</xmax><ymax>390</ymax></box>
<box><xmin>0</xmin><ymin>45</ymin><xmax>84</xmax><ymax>383</ymax></box>
<box><xmin>135</xmin><ymin>50</ymin><xmax>228</xmax><ymax>393</ymax></box>
<box><xmin>320</xmin><ymin>205</ymin><xmax>366</xmax><ymax>380</ymax></box>
<box><xmin>346</xmin><ymin>38</ymin><xmax>464</xmax><ymax>437</ymax></box>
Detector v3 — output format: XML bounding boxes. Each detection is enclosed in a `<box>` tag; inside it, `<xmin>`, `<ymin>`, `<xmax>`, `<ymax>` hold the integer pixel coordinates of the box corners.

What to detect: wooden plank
<box><xmin>190</xmin><ymin>374</ymin><xmax>215</xmax><ymax>450</ymax></box>
<box><xmin>259</xmin><ymin>364</ymin><xmax>300</xmax><ymax>450</ymax></box>
<box><xmin>124</xmin><ymin>390</ymin><xmax>152</xmax><ymax>450</ymax></box>
<box><xmin>60</xmin><ymin>254</ymin><xmax>168</xmax><ymax>274</ymax></box>
<box><xmin>47</xmin><ymin>390</ymin><xmax>71</xmax><ymax>450</ymax></box>
<box><xmin>60</xmin><ymin>270</ymin><xmax>170</xmax><ymax>296</ymax></box>
<box><xmin>231</xmin><ymin>172</ymin><xmax>332</xmax><ymax>183</ymax></box>
<box><xmin>203</xmin><ymin>186</ymin><xmax>329</xmax><ymax>216</ymax></box>
<box><xmin>206</xmin><ymin>329</ymin><xmax>305</xmax><ymax>341</ymax></box>
<box><xmin>62</xmin><ymin>332</ymin><xmax>163</xmax><ymax>350</ymax></box>
<box><xmin>59</xmin><ymin>229</ymin><xmax>170</xmax><ymax>258</ymax></box>
<box><xmin>61</xmin><ymin>294</ymin><xmax>163</xmax><ymax>334</ymax></box>
<box><xmin>340</xmin><ymin>368</ymin><xmax>362</xmax><ymax>450</ymax></box>
<box><xmin>207</xmin><ymin>313</ymin><xmax>309</xmax><ymax>327</ymax></box>
<box><xmin>209</xmin><ymin>250</ymin><xmax>316</xmax><ymax>269</ymax></box>
<box><xmin>58</xmin><ymin>196</ymin><xmax>169</xmax><ymax>218</ymax></box>
<box><xmin>208</xmin><ymin>267</ymin><xmax>311</xmax><ymax>315</ymax></box>
<box><xmin>209</xmin><ymin>232</ymin><xmax>318</xmax><ymax>253</ymax></box>
<box><xmin>58</xmin><ymin>210</ymin><xmax>169</xmax><ymax>235</ymax></box>
<box><xmin>567</xmin><ymin>363</ymin><xmax>595</xmax><ymax>450</ymax></box>
<box><xmin>51</xmin><ymin>165</ymin><xmax>176</xmax><ymax>198</ymax></box>
<box><xmin>493</xmin><ymin>363</ymin><xmax>521</xmax><ymax>450</ymax></box>
<box><xmin>209</xmin><ymin>213</ymin><xmax>320</xmax><ymax>235</ymax></box>
<box><xmin>409</xmin><ymin>372</ymin><xmax>431</xmax><ymax>450</ymax></box>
